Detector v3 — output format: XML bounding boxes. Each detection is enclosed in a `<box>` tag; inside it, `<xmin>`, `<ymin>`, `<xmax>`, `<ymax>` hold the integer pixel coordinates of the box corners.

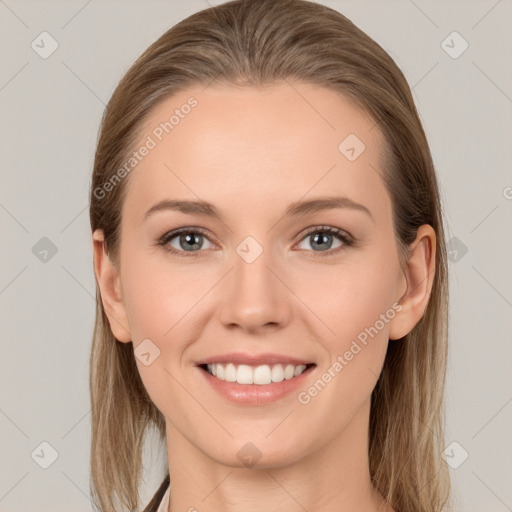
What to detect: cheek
<box><xmin>294</xmin><ymin>252</ymin><xmax>398</xmax><ymax>436</ymax></box>
<box><xmin>119</xmin><ymin>250</ymin><xmax>214</xmax><ymax>392</ymax></box>
<box><xmin>291</xmin><ymin>245</ymin><xmax>400</xmax><ymax>416</ymax></box>
<box><xmin>292</xmin><ymin>248</ymin><xmax>399</xmax><ymax>347</ymax></box>
<box><xmin>120</xmin><ymin>247</ymin><xmax>208</xmax><ymax>340</ymax></box>
<box><xmin>336</xmin><ymin>270</ymin><xmax>397</xmax><ymax>347</ymax></box>
<box><xmin>118</xmin><ymin>251</ymin><xmax>196</xmax><ymax>411</ymax></box>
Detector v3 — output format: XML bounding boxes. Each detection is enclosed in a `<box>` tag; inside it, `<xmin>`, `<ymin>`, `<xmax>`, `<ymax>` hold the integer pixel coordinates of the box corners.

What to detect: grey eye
<box><xmin>167</xmin><ymin>231</ymin><xmax>214</xmax><ymax>252</ymax></box>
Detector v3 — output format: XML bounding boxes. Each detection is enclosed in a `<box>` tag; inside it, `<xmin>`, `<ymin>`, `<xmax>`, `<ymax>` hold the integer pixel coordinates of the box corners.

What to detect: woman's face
<box><xmin>95</xmin><ymin>81</ymin><xmax>429</xmax><ymax>468</ymax></box>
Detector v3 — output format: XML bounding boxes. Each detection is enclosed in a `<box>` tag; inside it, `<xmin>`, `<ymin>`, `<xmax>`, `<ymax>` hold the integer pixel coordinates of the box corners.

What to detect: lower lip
<box><xmin>197</xmin><ymin>365</ymin><xmax>316</xmax><ymax>405</ymax></box>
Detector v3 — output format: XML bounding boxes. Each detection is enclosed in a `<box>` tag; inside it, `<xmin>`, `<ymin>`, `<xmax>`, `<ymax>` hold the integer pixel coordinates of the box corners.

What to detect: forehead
<box><xmin>122</xmin><ymin>81</ymin><xmax>391</xmax><ymax>225</ymax></box>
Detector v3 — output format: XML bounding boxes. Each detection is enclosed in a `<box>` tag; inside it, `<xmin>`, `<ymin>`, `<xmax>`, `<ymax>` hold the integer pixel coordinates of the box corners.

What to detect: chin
<box><xmin>203</xmin><ymin>437</ymin><xmax>311</xmax><ymax>470</ymax></box>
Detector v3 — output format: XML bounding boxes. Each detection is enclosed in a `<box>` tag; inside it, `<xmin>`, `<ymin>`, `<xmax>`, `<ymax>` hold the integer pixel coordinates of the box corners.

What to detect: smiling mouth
<box><xmin>199</xmin><ymin>362</ymin><xmax>316</xmax><ymax>385</ymax></box>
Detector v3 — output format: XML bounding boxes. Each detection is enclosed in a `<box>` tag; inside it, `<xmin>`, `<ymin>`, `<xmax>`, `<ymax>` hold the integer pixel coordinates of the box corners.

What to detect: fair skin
<box><xmin>93</xmin><ymin>82</ymin><xmax>435</xmax><ymax>512</ymax></box>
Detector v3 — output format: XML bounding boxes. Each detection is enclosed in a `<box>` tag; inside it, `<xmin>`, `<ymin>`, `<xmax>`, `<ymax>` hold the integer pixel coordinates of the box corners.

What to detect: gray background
<box><xmin>1</xmin><ymin>0</ymin><xmax>511</xmax><ymax>510</ymax></box>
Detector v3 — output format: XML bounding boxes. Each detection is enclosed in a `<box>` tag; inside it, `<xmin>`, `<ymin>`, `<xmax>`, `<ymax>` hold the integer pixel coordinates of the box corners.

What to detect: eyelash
<box><xmin>156</xmin><ymin>225</ymin><xmax>355</xmax><ymax>258</ymax></box>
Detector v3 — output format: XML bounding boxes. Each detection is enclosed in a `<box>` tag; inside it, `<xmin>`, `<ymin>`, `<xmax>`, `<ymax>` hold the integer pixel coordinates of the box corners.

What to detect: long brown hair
<box><xmin>89</xmin><ymin>1</ymin><xmax>450</xmax><ymax>510</ymax></box>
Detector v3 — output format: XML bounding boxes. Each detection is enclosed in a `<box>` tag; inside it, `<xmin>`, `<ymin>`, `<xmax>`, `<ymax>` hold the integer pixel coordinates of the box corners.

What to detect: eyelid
<box><xmin>296</xmin><ymin>225</ymin><xmax>354</xmax><ymax>243</ymax></box>
<box><xmin>157</xmin><ymin>225</ymin><xmax>355</xmax><ymax>257</ymax></box>
<box><xmin>157</xmin><ymin>226</ymin><xmax>217</xmax><ymax>251</ymax></box>
<box><xmin>293</xmin><ymin>225</ymin><xmax>355</xmax><ymax>255</ymax></box>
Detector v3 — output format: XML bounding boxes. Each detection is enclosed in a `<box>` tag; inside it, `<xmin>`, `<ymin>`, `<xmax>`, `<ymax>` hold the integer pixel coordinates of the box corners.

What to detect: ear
<box><xmin>92</xmin><ymin>229</ymin><xmax>132</xmax><ymax>343</ymax></box>
<box><xmin>388</xmin><ymin>224</ymin><xmax>436</xmax><ymax>341</ymax></box>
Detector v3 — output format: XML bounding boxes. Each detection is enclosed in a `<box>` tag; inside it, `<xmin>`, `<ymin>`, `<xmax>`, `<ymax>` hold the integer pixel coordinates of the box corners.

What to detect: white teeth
<box><xmin>271</xmin><ymin>364</ymin><xmax>284</xmax><ymax>383</ymax></box>
<box><xmin>205</xmin><ymin>363</ymin><xmax>309</xmax><ymax>385</ymax></box>
<box><xmin>225</xmin><ymin>363</ymin><xmax>237</xmax><ymax>382</ymax></box>
<box><xmin>294</xmin><ymin>365</ymin><xmax>305</xmax><ymax>377</ymax></box>
<box><xmin>253</xmin><ymin>365</ymin><xmax>272</xmax><ymax>385</ymax></box>
<box><xmin>237</xmin><ymin>364</ymin><xmax>253</xmax><ymax>384</ymax></box>
<box><xmin>284</xmin><ymin>364</ymin><xmax>295</xmax><ymax>380</ymax></box>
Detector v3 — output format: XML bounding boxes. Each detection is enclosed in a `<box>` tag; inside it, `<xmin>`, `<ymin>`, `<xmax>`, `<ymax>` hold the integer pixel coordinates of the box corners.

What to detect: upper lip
<box><xmin>195</xmin><ymin>352</ymin><xmax>315</xmax><ymax>366</ymax></box>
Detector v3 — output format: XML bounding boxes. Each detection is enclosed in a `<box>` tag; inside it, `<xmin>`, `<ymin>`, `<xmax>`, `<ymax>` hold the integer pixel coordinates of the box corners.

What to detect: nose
<box><xmin>217</xmin><ymin>240</ymin><xmax>292</xmax><ymax>334</ymax></box>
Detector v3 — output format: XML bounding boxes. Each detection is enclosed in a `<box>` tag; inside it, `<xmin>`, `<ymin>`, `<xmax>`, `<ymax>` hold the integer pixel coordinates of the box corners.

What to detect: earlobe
<box><xmin>388</xmin><ymin>224</ymin><xmax>436</xmax><ymax>341</ymax></box>
<box><xmin>92</xmin><ymin>229</ymin><xmax>132</xmax><ymax>343</ymax></box>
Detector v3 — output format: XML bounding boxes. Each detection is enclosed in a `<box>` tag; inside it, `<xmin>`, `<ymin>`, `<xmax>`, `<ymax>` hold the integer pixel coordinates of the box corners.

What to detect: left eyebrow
<box><xmin>285</xmin><ymin>196</ymin><xmax>374</xmax><ymax>222</ymax></box>
<box><xmin>142</xmin><ymin>196</ymin><xmax>374</xmax><ymax>223</ymax></box>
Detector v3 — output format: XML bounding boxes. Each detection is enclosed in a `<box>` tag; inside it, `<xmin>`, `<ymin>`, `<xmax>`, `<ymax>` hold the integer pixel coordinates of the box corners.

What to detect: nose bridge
<box><xmin>218</xmin><ymin>233</ymin><xmax>291</xmax><ymax>331</ymax></box>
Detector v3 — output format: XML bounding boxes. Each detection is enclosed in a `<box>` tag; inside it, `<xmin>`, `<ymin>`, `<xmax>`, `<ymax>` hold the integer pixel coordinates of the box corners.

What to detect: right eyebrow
<box><xmin>143</xmin><ymin>199</ymin><xmax>222</xmax><ymax>222</ymax></box>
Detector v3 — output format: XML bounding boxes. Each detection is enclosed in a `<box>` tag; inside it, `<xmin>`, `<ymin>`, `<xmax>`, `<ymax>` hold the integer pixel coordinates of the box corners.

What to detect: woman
<box><xmin>89</xmin><ymin>0</ymin><xmax>451</xmax><ymax>511</ymax></box>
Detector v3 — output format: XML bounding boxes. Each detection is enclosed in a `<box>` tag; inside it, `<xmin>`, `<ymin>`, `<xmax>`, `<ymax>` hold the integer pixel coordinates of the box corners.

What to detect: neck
<box><xmin>164</xmin><ymin>399</ymin><xmax>392</xmax><ymax>512</ymax></box>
